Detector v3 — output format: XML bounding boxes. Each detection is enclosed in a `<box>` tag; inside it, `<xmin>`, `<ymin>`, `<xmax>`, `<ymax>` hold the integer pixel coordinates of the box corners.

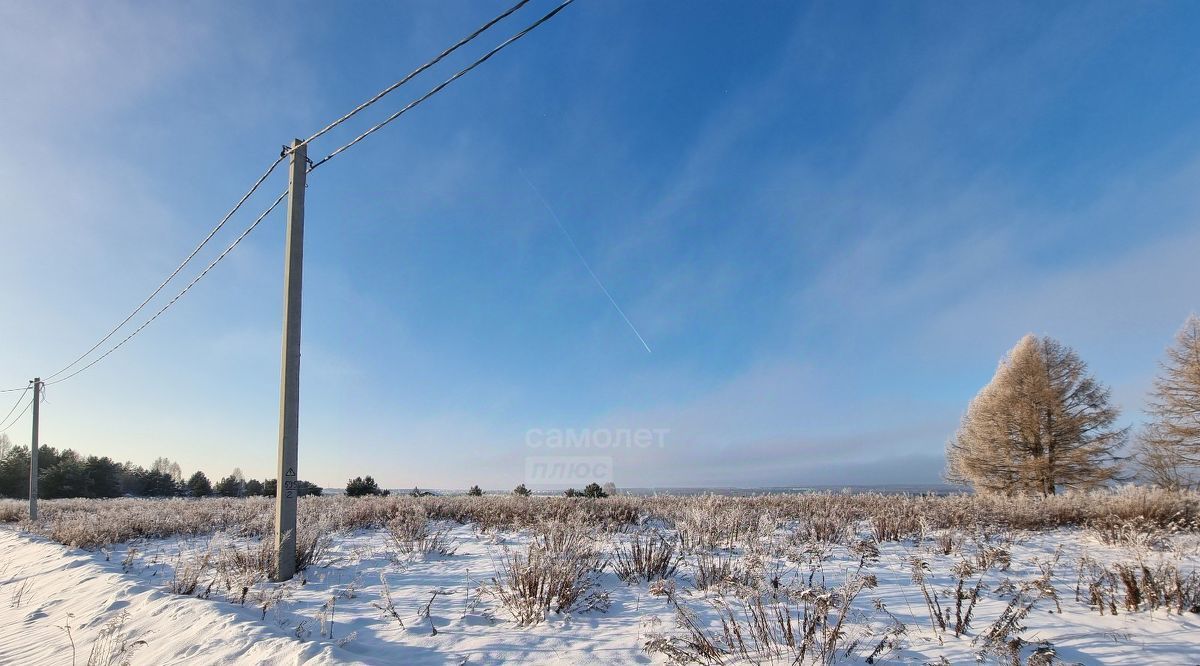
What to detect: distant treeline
<box><xmin>0</xmin><ymin>441</ymin><xmax>321</xmax><ymax>500</ymax></box>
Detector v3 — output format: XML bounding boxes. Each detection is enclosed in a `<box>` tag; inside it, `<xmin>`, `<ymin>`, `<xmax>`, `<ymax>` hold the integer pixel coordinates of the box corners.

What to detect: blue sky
<box><xmin>2</xmin><ymin>1</ymin><xmax>1200</xmax><ymax>489</ymax></box>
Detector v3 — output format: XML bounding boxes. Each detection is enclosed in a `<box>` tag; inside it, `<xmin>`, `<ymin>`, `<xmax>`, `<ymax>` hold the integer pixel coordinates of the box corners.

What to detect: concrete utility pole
<box><xmin>29</xmin><ymin>378</ymin><xmax>40</xmax><ymax>521</ymax></box>
<box><xmin>274</xmin><ymin>139</ymin><xmax>306</xmax><ymax>581</ymax></box>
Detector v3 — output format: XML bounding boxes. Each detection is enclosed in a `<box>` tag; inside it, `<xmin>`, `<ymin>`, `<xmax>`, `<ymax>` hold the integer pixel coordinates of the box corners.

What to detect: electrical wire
<box><xmin>293</xmin><ymin>0</ymin><xmax>531</xmax><ymax>153</ymax></box>
<box><xmin>5</xmin><ymin>0</ymin><xmax>577</xmax><ymax>390</ymax></box>
<box><xmin>42</xmin><ymin>155</ymin><xmax>287</xmax><ymax>382</ymax></box>
<box><xmin>310</xmin><ymin>0</ymin><xmax>576</xmax><ymax>171</ymax></box>
<box><xmin>0</xmin><ymin>386</ymin><xmax>29</xmax><ymax>431</ymax></box>
<box><xmin>0</xmin><ymin>395</ymin><xmax>32</xmax><ymax>434</ymax></box>
<box><xmin>45</xmin><ymin>190</ymin><xmax>289</xmax><ymax>386</ymax></box>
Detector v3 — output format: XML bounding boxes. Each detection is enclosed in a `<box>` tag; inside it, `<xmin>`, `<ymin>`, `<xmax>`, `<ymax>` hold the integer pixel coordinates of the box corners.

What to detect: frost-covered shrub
<box><xmin>0</xmin><ymin>500</ymin><xmax>24</xmax><ymax>523</ymax></box>
<box><xmin>5</xmin><ymin>488</ymin><xmax>1198</xmax><ymax>552</ymax></box>
<box><xmin>294</xmin><ymin>508</ymin><xmax>335</xmax><ymax>572</ymax></box>
<box><xmin>691</xmin><ymin>551</ymin><xmax>753</xmax><ymax>592</ymax></box>
<box><xmin>646</xmin><ymin>570</ymin><xmax>876</xmax><ymax>664</ymax></box>
<box><xmin>870</xmin><ymin>504</ymin><xmax>923</xmax><ymax>542</ymax></box>
<box><xmin>1076</xmin><ymin>556</ymin><xmax>1200</xmax><ymax>615</ymax></box>
<box><xmin>385</xmin><ymin>506</ymin><xmax>457</xmax><ymax>556</ymax></box>
<box><xmin>213</xmin><ymin>538</ymin><xmax>273</xmax><ymax>594</ymax></box>
<box><xmin>488</xmin><ymin>521</ymin><xmax>608</xmax><ymax>625</ymax></box>
<box><xmin>613</xmin><ymin>530</ymin><xmax>680</xmax><ymax>583</ymax></box>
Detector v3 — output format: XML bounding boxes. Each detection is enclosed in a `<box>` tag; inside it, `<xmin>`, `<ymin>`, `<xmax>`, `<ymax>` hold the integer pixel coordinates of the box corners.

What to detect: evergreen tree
<box><xmin>346</xmin><ymin>475</ymin><xmax>382</xmax><ymax>497</ymax></box>
<box><xmin>38</xmin><ymin>448</ymin><xmax>85</xmax><ymax>499</ymax></box>
<box><xmin>467</xmin><ymin>485</ymin><xmax>483</xmax><ymax>496</ymax></box>
<box><xmin>141</xmin><ymin>469</ymin><xmax>178</xmax><ymax>496</ymax></box>
<box><xmin>84</xmin><ymin>456</ymin><xmax>123</xmax><ymax>498</ymax></box>
<box><xmin>118</xmin><ymin>462</ymin><xmax>147</xmax><ymax>496</ymax></box>
<box><xmin>214</xmin><ymin>474</ymin><xmax>243</xmax><ymax>497</ymax></box>
<box><xmin>0</xmin><ymin>445</ymin><xmax>30</xmax><ymax>498</ymax></box>
<box><xmin>186</xmin><ymin>471</ymin><xmax>213</xmax><ymax>497</ymax></box>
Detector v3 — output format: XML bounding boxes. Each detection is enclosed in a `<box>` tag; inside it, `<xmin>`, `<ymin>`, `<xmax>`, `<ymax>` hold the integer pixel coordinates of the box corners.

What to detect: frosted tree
<box><xmin>1135</xmin><ymin>315</ymin><xmax>1200</xmax><ymax>490</ymax></box>
<box><xmin>946</xmin><ymin>380</ymin><xmax>1023</xmax><ymax>494</ymax></box>
<box><xmin>946</xmin><ymin>334</ymin><xmax>1127</xmax><ymax>495</ymax></box>
<box><xmin>152</xmin><ymin>457</ymin><xmax>183</xmax><ymax>484</ymax></box>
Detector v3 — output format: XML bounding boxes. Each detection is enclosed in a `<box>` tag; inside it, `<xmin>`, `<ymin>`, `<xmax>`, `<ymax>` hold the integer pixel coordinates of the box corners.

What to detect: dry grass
<box><xmin>691</xmin><ymin>551</ymin><xmax>755</xmax><ymax>592</ymax></box>
<box><xmin>974</xmin><ymin>557</ymin><xmax>1062</xmax><ymax>664</ymax></box>
<box><xmin>614</xmin><ymin>530</ymin><xmax>680</xmax><ymax>583</ymax></box>
<box><xmin>911</xmin><ymin>557</ymin><xmax>988</xmax><ymax>638</ymax></box>
<box><xmin>86</xmin><ymin>609</ymin><xmax>146</xmax><ymax>665</ymax></box>
<box><xmin>487</xmin><ymin>521</ymin><xmax>609</xmax><ymax>625</ymax></box>
<box><xmin>295</xmin><ymin>513</ymin><xmax>334</xmax><ymax>573</ymax></box>
<box><xmin>385</xmin><ymin>507</ymin><xmax>457</xmax><ymax>556</ymax></box>
<box><xmin>1076</xmin><ymin>555</ymin><xmax>1200</xmax><ymax>615</ymax></box>
<box><xmin>168</xmin><ymin>549</ymin><xmax>211</xmax><ymax>595</ymax></box>
<box><xmin>1</xmin><ymin>487</ymin><xmax>1196</xmax><ymax>551</ymax></box>
<box><xmin>646</xmin><ymin>567</ymin><xmax>876</xmax><ymax>665</ymax></box>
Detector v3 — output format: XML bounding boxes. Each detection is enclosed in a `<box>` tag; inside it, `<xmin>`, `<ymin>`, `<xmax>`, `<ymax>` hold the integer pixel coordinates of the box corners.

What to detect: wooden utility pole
<box><xmin>274</xmin><ymin>139</ymin><xmax>306</xmax><ymax>581</ymax></box>
<box><xmin>29</xmin><ymin>378</ymin><xmax>40</xmax><ymax>521</ymax></box>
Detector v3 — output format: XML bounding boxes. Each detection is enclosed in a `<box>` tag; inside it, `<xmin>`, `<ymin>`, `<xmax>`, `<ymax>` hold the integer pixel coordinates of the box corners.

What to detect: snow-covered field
<box><xmin>1</xmin><ymin>494</ymin><xmax>1198</xmax><ymax>664</ymax></box>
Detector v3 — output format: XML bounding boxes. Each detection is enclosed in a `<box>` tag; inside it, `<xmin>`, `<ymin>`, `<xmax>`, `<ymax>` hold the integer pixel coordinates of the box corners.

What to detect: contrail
<box><xmin>519</xmin><ymin>169</ymin><xmax>652</xmax><ymax>354</ymax></box>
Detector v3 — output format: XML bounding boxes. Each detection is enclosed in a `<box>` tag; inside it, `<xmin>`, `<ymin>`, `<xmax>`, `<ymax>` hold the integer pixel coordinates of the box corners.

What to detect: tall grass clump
<box><xmin>385</xmin><ymin>506</ymin><xmax>457</xmax><ymax>556</ymax></box>
<box><xmin>294</xmin><ymin>512</ymin><xmax>335</xmax><ymax>572</ymax></box>
<box><xmin>488</xmin><ymin>521</ymin><xmax>608</xmax><ymax>625</ymax></box>
<box><xmin>646</xmin><ymin>569</ymin><xmax>877</xmax><ymax>665</ymax></box>
<box><xmin>614</xmin><ymin>530</ymin><xmax>680</xmax><ymax>583</ymax></box>
<box><xmin>86</xmin><ymin>610</ymin><xmax>146</xmax><ymax>665</ymax></box>
<box><xmin>1075</xmin><ymin>556</ymin><xmax>1200</xmax><ymax>615</ymax></box>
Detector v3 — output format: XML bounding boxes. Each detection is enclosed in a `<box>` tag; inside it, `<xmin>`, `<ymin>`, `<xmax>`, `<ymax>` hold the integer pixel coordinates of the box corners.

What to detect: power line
<box><xmin>294</xmin><ymin>0</ymin><xmax>531</xmax><ymax>153</ymax></box>
<box><xmin>10</xmin><ymin>0</ymin><xmax>577</xmax><ymax>389</ymax></box>
<box><xmin>42</xmin><ymin>155</ymin><xmax>288</xmax><ymax>382</ymax></box>
<box><xmin>0</xmin><ymin>394</ymin><xmax>32</xmax><ymax>434</ymax></box>
<box><xmin>45</xmin><ymin>190</ymin><xmax>289</xmax><ymax>387</ymax></box>
<box><xmin>310</xmin><ymin>0</ymin><xmax>576</xmax><ymax>171</ymax></box>
<box><xmin>0</xmin><ymin>386</ymin><xmax>29</xmax><ymax>431</ymax></box>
